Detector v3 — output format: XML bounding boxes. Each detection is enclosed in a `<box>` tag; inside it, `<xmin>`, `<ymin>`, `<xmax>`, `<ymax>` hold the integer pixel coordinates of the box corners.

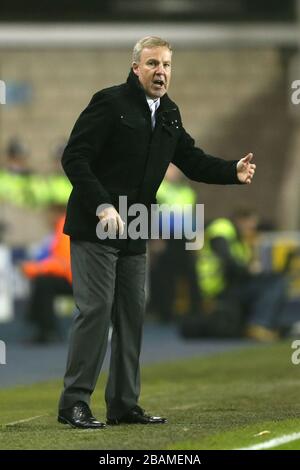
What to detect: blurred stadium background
<box><xmin>1</xmin><ymin>0</ymin><xmax>300</xmax><ymax>450</ymax></box>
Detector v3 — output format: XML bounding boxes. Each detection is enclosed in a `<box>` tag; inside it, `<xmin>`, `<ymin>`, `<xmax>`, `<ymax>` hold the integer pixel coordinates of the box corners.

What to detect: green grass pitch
<box><xmin>1</xmin><ymin>341</ymin><xmax>300</xmax><ymax>450</ymax></box>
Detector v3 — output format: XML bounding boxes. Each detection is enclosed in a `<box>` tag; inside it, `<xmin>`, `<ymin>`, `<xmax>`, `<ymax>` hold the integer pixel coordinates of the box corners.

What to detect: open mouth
<box><xmin>152</xmin><ymin>79</ymin><xmax>165</xmax><ymax>88</ymax></box>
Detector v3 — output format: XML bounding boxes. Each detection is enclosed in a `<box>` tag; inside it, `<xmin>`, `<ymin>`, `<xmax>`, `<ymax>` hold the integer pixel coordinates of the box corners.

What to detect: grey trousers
<box><xmin>59</xmin><ymin>240</ymin><xmax>146</xmax><ymax>420</ymax></box>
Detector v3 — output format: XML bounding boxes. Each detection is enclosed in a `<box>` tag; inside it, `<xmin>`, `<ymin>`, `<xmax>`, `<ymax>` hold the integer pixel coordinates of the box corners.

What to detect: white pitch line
<box><xmin>5</xmin><ymin>415</ymin><xmax>47</xmax><ymax>427</ymax></box>
<box><xmin>238</xmin><ymin>432</ymin><xmax>300</xmax><ymax>450</ymax></box>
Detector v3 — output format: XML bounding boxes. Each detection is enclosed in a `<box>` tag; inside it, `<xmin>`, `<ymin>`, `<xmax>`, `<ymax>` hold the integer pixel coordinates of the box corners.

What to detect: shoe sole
<box><xmin>58</xmin><ymin>415</ymin><xmax>105</xmax><ymax>429</ymax></box>
<box><xmin>58</xmin><ymin>415</ymin><xmax>77</xmax><ymax>428</ymax></box>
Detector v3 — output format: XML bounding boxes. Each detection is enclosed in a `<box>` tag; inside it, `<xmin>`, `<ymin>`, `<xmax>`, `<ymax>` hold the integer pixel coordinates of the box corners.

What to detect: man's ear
<box><xmin>132</xmin><ymin>62</ymin><xmax>139</xmax><ymax>76</ymax></box>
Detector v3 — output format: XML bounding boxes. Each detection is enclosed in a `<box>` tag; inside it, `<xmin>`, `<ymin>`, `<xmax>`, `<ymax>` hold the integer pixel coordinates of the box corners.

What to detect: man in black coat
<box><xmin>58</xmin><ymin>36</ymin><xmax>256</xmax><ymax>429</ymax></box>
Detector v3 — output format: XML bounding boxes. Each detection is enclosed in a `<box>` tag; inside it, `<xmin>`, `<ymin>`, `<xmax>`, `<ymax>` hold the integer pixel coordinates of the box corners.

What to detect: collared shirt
<box><xmin>146</xmin><ymin>96</ymin><xmax>160</xmax><ymax>129</ymax></box>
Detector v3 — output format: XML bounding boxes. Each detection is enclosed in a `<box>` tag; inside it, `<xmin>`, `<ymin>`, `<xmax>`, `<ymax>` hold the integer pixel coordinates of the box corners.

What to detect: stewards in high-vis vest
<box><xmin>194</xmin><ymin>209</ymin><xmax>287</xmax><ymax>341</ymax></box>
<box><xmin>0</xmin><ymin>170</ymin><xmax>71</xmax><ymax>208</ymax></box>
<box><xmin>197</xmin><ymin>217</ymin><xmax>252</xmax><ymax>299</ymax></box>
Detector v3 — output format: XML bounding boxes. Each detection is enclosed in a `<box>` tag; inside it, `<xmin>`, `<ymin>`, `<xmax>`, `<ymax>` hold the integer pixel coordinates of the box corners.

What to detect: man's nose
<box><xmin>155</xmin><ymin>64</ymin><xmax>165</xmax><ymax>75</ymax></box>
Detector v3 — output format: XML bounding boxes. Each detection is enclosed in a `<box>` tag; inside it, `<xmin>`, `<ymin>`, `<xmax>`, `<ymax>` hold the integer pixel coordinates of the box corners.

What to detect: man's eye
<box><xmin>164</xmin><ymin>64</ymin><xmax>171</xmax><ymax>68</ymax></box>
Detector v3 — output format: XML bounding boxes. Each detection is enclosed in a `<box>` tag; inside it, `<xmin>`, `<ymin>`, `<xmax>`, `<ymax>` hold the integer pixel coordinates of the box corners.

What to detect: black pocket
<box><xmin>121</xmin><ymin>118</ymin><xmax>136</xmax><ymax>129</ymax></box>
<box><xmin>120</xmin><ymin>116</ymin><xmax>146</xmax><ymax>129</ymax></box>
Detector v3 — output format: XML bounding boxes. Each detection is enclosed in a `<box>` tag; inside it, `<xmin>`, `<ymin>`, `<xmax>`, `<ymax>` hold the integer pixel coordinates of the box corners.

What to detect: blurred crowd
<box><xmin>149</xmin><ymin>166</ymin><xmax>300</xmax><ymax>342</ymax></box>
<box><xmin>0</xmin><ymin>137</ymin><xmax>72</xmax><ymax>343</ymax></box>
<box><xmin>1</xmin><ymin>138</ymin><xmax>300</xmax><ymax>344</ymax></box>
<box><xmin>0</xmin><ymin>137</ymin><xmax>71</xmax><ymax>208</ymax></box>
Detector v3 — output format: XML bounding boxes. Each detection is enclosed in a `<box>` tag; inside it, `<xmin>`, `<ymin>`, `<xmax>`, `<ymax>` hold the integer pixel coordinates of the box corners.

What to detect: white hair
<box><xmin>132</xmin><ymin>36</ymin><xmax>172</xmax><ymax>64</ymax></box>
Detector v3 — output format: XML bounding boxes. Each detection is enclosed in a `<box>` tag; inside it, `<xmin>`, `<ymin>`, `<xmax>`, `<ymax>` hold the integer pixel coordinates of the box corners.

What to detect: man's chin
<box><xmin>149</xmin><ymin>89</ymin><xmax>167</xmax><ymax>99</ymax></box>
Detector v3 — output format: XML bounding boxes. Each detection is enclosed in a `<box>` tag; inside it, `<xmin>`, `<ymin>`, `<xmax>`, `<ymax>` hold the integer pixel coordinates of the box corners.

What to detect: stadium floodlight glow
<box><xmin>0</xmin><ymin>340</ymin><xmax>6</xmax><ymax>365</ymax></box>
<box><xmin>0</xmin><ymin>80</ymin><xmax>6</xmax><ymax>104</ymax></box>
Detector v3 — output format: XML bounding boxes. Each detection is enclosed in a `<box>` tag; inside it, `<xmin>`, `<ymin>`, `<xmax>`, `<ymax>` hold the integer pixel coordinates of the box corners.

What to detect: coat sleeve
<box><xmin>61</xmin><ymin>91</ymin><xmax>114</xmax><ymax>214</ymax></box>
<box><xmin>172</xmin><ymin>117</ymin><xmax>241</xmax><ymax>185</ymax></box>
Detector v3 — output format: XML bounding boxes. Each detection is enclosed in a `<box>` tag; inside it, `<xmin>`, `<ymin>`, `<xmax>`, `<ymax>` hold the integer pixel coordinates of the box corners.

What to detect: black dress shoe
<box><xmin>58</xmin><ymin>401</ymin><xmax>106</xmax><ymax>429</ymax></box>
<box><xmin>107</xmin><ymin>405</ymin><xmax>167</xmax><ymax>425</ymax></box>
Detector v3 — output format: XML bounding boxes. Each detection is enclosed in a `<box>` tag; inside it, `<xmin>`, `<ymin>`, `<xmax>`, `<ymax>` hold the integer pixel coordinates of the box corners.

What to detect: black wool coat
<box><xmin>62</xmin><ymin>69</ymin><xmax>241</xmax><ymax>253</ymax></box>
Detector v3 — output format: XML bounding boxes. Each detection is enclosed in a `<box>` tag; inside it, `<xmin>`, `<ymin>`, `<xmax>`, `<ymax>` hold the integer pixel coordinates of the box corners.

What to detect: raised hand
<box><xmin>237</xmin><ymin>153</ymin><xmax>256</xmax><ymax>184</ymax></box>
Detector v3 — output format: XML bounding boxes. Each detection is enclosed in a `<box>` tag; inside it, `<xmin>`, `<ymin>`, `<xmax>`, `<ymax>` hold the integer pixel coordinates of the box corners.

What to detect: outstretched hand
<box><xmin>237</xmin><ymin>153</ymin><xmax>256</xmax><ymax>184</ymax></box>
